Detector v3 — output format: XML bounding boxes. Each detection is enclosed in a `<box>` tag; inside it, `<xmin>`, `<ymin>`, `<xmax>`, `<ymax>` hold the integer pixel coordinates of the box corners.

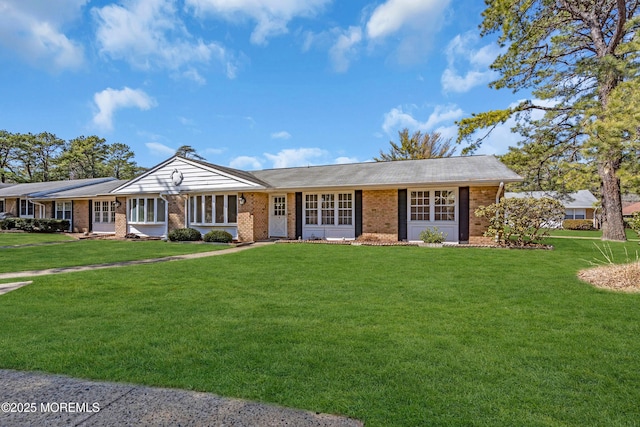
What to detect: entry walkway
<box><xmin>0</xmin><ymin>241</ymin><xmax>273</xmax><ymax>281</ymax></box>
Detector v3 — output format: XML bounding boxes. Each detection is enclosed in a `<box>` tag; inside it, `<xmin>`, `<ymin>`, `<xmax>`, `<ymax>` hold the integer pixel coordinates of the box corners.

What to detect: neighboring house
<box><xmin>0</xmin><ymin>178</ymin><xmax>126</xmax><ymax>233</ymax></box>
<box><xmin>623</xmin><ymin>202</ymin><xmax>640</xmax><ymax>217</ymax></box>
<box><xmin>505</xmin><ymin>190</ymin><xmax>599</xmax><ymax>228</ymax></box>
<box><xmin>0</xmin><ymin>155</ymin><xmax>523</xmax><ymax>243</ymax></box>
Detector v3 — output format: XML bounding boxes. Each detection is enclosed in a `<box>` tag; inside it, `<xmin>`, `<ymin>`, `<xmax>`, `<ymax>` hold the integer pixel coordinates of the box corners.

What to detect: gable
<box><xmin>112</xmin><ymin>157</ymin><xmax>268</xmax><ymax>195</ymax></box>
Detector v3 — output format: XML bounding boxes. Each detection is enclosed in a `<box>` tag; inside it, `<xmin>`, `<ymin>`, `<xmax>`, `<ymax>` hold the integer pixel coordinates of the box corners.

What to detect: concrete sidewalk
<box><xmin>0</xmin><ymin>369</ymin><xmax>362</xmax><ymax>426</ymax></box>
<box><xmin>0</xmin><ymin>242</ymin><xmax>273</xmax><ymax>281</ymax></box>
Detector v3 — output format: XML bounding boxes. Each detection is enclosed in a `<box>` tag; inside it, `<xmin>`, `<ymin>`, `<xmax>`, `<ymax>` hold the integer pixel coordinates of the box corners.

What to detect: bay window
<box><xmin>129</xmin><ymin>197</ymin><xmax>166</xmax><ymax>223</ymax></box>
<box><xmin>190</xmin><ymin>194</ymin><xmax>238</xmax><ymax>224</ymax></box>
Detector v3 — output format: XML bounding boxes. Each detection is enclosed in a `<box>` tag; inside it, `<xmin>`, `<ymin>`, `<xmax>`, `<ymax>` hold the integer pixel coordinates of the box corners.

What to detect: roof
<box><xmin>505</xmin><ymin>190</ymin><xmax>598</xmax><ymax>208</ymax></box>
<box><xmin>0</xmin><ymin>178</ymin><xmax>116</xmax><ymax>198</ymax></box>
<box><xmin>0</xmin><ymin>183</ymin><xmax>14</xmax><ymax>189</ymax></box>
<box><xmin>250</xmin><ymin>155</ymin><xmax>522</xmax><ymax>190</ymax></box>
<box><xmin>42</xmin><ymin>180</ymin><xmax>129</xmax><ymax>199</ymax></box>
<box><xmin>623</xmin><ymin>202</ymin><xmax>640</xmax><ymax>216</ymax></box>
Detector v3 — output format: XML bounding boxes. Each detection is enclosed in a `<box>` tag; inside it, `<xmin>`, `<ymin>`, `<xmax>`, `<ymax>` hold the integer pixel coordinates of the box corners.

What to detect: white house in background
<box><xmin>505</xmin><ymin>190</ymin><xmax>599</xmax><ymax>228</ymax></box>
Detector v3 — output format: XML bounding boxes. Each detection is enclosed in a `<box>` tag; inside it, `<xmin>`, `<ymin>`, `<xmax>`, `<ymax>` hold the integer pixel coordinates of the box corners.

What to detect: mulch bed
<box><xmin>578</xmin><ymin>262</ymin><xmax>640</xmax><ymax>293</ymax></box>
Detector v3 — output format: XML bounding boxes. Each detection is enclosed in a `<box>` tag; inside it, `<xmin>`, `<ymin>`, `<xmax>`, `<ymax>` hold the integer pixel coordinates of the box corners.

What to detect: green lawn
<box><xmin>0</xmin><ymin>232</ymin><xmax>75</xmax><ymax>246</ymax></box>
<box><xmin>0</xmin><ymin>239</ymin><xmax>230</xmax><ymax>273</ymax></box>
<box><xmin>549</xmin><ymin>228</ymin><xmax>639</xmax><ymax>240</ymax></box>
<box><xmin>0</xmin><ymin>240</ymin><xmax>639</xmax><ymax>426</ymax></box>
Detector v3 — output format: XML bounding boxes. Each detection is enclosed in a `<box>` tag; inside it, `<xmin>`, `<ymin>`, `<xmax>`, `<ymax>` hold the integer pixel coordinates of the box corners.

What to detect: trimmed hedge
<box><xmin>562</xmin><ymin>219</ymin><xmax>594</xmax><ymax>230</ymax></box>
<box><xmin>203</xmin><ymin>230</ymin><xmax>233</xmax><ymax>243</ymax></box>
<box><xmin>0</xmin><ymin>218</ymin><xmax>70</xmax><ymax>233</ymax></box>
<box><xmin>167</xmin><ymin>227</ymin><xmax>202</xmax><ymax>241</ymax></box>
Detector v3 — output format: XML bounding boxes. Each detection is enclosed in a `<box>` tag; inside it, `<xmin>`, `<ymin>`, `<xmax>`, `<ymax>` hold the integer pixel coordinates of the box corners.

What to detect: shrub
<box><xmin>475</xmin><ymin>197</ymin><xmax>565</xmax><ymax>246</ymax></box>
<box><xmin>419</xmin><ymin>227</ymin><xmax>447</xmax><ymax>243</ymax></box>
<box><xmin>562</xmin><ymin>219</ymin><xmax>595</xmax><ymax>230</ymax></box>
<box><xmin>627</xmin><ymin>212</ymin><xmax>640</xmax><ymax>237</ymax></box>
<box><xmin>168</xmin><ymin>227</ymin><xmax>202</xmax><ymax>241</ymax></box>
<box><xmin>203</xmin><ymin>230</ymin><xmax>233</xmax><ymax>243</ymax></box>
<box><xmin>0</xmin><ymin>218</ymin><xmax>69</xmax><ymax>233</ymax></box>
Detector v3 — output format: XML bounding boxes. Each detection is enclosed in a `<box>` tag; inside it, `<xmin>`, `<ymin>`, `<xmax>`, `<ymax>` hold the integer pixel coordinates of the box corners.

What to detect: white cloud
<box><xmin>0</xmin><ymin>0</ymin><xmax>86</xmax><ymax>70</ymax></box>
<box><xmin>203</xmin><ymin>147</ymin><xmax>225</xmax><ymax>156</ymax></box>
<box><xmin>146</xmin><ymin>142</ymin><xmax>176</xmax><ymax>157</ymax></box>
<box><xmin>271</xmin><ymin>131</ymin><xmax>292</xmax><ymax>140</ymax></box>
<box><xmin>328</xmin><ymin>26</ymin><xmax>362</xmax><ymax>72</ymax></box>
<box><xmin>382</xmin><ymin>105</ymin><xmax>464</xmax><ymax>135</ymax></box>
<box><xmin>365</xmin><ymin>0</ymin><xmax>449</xmax><ymax>63</ymax></box>
<box><xmin>264</xmin><ymin>148</ymin><xmax>328</xmax><ymax>168</ymax></box>
<box><xmin>93</xmin><ymin>87</ymin><xmax>157</xmax><ymax>130</ymax></box>
<box><xmin>334</xmin><ymin>156</ymin><xmax>359</xmax><ymax>164</ymax></box>
<box><xmin>186</xmin><ymin>0</ymin><xmax>331</xmax><ymax>45</ymax></box>
<box><xmin>93</xmin><ymin>0</ymin><xmax>237</xmax><ymax>80</ymax></box>
<box><xmin>229</xmin><ymin>155</ymin><xmax>263</xmax><ymax>170</ymax></box>
<box><xmin>441</xmin><ymin>32</ymin><xmax>501</xmax><ymax>93</ymax></box>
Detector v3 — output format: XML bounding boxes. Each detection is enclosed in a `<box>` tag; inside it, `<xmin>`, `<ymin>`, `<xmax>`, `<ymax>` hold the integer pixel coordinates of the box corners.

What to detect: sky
<box><xmin>0</xmin><ymin>0</ymin><xmax>531</xmax><ymax>170</ymax></box>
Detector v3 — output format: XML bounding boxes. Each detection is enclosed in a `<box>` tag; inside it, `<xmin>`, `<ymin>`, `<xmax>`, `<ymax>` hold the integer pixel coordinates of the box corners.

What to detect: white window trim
<box><xmin>94</xmin><ymin>199</ymin><xmax>116</xmax><ymax>224</ymax></box>
<box><xmin>189</xmin><ymin>193</ymin><xmax>238</xmax><ymax>225</ymax></box>
<box><xmin>303</xmin><ymin>192</ymin><xmax>354</xmax><ymax>227</ymax></box>
<box><xmin>408</xmin><ymin>188</ymin><xmax>458</xmax><ymax>223</ymax></box>
<box><xmin>19</xmin><ymin>199</ymin><xmax>35</xmax><ymax>218</ymax></box>
<box><xmin>55</xmin><ymin>201</ymin><xmax>73</xmax><ymax>220</ymax></box>
<box><xmin>128</xmin><ymin>197</ymin><xmax>166</xmax><ymax>224</ymax></box>
<box><xmin>0</xmin><ymin>198</ymin><xmax>4</xmax><ymax>212</ymax></box>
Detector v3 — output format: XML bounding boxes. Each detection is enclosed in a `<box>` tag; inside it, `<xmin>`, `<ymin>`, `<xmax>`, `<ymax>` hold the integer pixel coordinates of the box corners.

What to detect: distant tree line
<box><xmin>0</xmin><ymin>130</ymin><xmax>145</xmax><ymax>183</ymax></box>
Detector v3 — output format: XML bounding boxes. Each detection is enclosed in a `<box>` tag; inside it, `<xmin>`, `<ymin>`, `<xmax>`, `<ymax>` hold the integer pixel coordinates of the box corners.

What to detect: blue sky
<box><xmin>0</xmin><ymin>0</ymin><xmax>528</xmax><ymax>170</ymax></box>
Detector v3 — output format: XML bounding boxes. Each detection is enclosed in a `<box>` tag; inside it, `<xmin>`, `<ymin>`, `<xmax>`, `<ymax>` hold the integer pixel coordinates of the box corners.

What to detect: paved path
<box><xmin>0</xmin><ymin>369</ymin><xmax>362</xmax><ymax>427</ymax></box>
<box><xmin>0</xmin><ymin>242</ymin><xmax>273</xmax><ymax>281</ymax></box>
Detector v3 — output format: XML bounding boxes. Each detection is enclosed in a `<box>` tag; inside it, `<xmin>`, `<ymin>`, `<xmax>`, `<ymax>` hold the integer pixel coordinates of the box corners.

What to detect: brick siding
<box><xmin>362</xmin><ymin>189</ymin><xmax>398</xmax><ymax>239</ymax></box>
<box><xmin>469</xmin><ymin>186</ymin><xmax>500</xmax><ymax>245</ymax></box>
<box><xmin>72</xmin><ymin>200</ymin><xmax>90</xmax><ymax>233</ymax></box>
<box><xmin>237</xmin><ymin>192</ymin><xmax>269</xmax><ymax>242</ymax></box>
<box><xmin>114</xmin><ymin>198</ymin><xmax>127</xmax><ymax>237</ymax></box>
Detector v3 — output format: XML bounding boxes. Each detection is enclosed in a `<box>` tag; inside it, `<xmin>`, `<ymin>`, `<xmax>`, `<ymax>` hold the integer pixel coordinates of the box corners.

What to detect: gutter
<box><xmin>496</xmin><ymin>181</ymin><xmax>505</xmax><ymax>204</ymax></box>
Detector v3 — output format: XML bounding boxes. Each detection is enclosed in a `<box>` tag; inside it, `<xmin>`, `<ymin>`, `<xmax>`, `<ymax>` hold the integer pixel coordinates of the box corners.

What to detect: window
<box><xmin>338</xmin><ymin>193</ymin><xmax>352</xmax><ymax>225</ymax></box>
<box><xmin>305</xmin><ymin>192</ymin><xmax>353</xmax><ymax>226</ymax></box>
<box><xmin>434</xmin><ymin>190</ymin><xmax>455</xmax><ymax>221</ymax></box>
<box><xmin>190</xmin><ymin>194</ymin><xmax>238</xmax><ymax>224</ymax></box>
<box><xmin>56</xmin><ymin>201</ymin><xmax>72</xmax><ymax>220</ymax></box>
<box><xmin>129</xmin><ymin>197</ymin><xmax>166</xmax><ymax>223</ymax></box>
<box><xmin>565</xmin><ymin>208</ymin><xmax>586</xmax><ymax>220</ymax></box>
<box><xmin>410</xmin><ymin>189</ymin><xmax>456</xmax><ymax>222</ymax></box>
<box><xmin>0</xmin><ymin>199</ymin><xmax>4</xmax><ymax>213</ymax></box>
<box><xmin>20</xmin><ymin>199</ymin><xmax>34</xmax><ymax>217</ymax></box>
<box><xmin>273</xmin><ymin>196</ymin><xmax>286</xmax><ymax>216</ymax></box>
<box><xmin>410</xmin><ymin>191</ymin><xmax>430</xmax><ymax>221</ymax></box>
<box><xmin>305</xmin><ymin>194</ymin><xmax>318</xmax><ymax>225</ymax></box>
<box><xmin>94</xmin><ymin>200</ymin><xmax>115</xmax><ymax>223</ymax></box>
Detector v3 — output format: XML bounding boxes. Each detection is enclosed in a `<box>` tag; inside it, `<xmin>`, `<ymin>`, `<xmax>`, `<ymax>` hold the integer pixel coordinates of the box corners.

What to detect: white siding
<box><xmin>113</xmin><ymin>158</ymin><xmax>263</xmax><ymax>194</ymax></box>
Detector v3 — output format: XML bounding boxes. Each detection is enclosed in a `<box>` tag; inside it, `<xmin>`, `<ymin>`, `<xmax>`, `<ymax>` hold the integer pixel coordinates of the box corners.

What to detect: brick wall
<box><xmin>362</xmin><ymin>189</ymin><xmax>398</xmax><ymax>240</ymax></box>
<box><xmin>287</xmin><ymin>193</ymin><xmax>296</xmax><ymax>239</ymax></box>
<box><xmin>167</xmin><ymin>195</ymin><xmax>186</xmax><ymax>233</ymax></box>
<box><xmin>4</xmin><ymin>198</ymin><xmax>17</xmax><ymax>216</ymax></box>
<box><xmin>114</xmin><ymin>198</ymin><xmax>127</xmax><ymax>237</ymax></box>
<box><xmin>469</xmin><ymin>186</ymin><xmax>500</xmax><ymax>245</ymax></box>
<box><xmin>72</xmin><ymin>200</ymin><xmax>90</xmax><ymax>233</ymax></box>
<box><xmin>237</xmin><ymin>192</ymin><xmax>269</xmax><ymax>242</ymax></box>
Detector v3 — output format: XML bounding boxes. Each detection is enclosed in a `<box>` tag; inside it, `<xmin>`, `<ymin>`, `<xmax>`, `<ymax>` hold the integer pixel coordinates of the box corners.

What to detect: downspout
<box><xmin>184</xmin><ymin>195</ymin><xmax>189</xmax><ymax>228</ymax></box>
<box><xmin>159</xmin><ymin>193</ymin><xmax>169</xmax><ymax>240</ymax></box>
<box><xmin>495</xmin><ymin>182</ymin><xmax>505</xmax><ymax>243</ymax></box>
<box><xmin>30</xmin><ymin>200</ymin><xmax>45</xmax><ymax>219</ymax></box>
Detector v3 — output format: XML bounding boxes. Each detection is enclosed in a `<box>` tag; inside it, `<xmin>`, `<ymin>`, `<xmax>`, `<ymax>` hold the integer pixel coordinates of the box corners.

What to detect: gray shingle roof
<box><xmin>505</xmin><ymin>190</ymin><xmax>598</xmax><ymax>208</ymax></box>
<box><xmin>0</xmin><ymin>178</ymin><xmax>116</xmax><ymax>198</ymax></box>
<box><xmin>42</xmin><ymin>180</ymin><xmax>129</xmax><ymax>199</ymax></box>
<box><xmin>250</xmin><ymin>155</ymin><xmax>522</xmax><ymax>190</ymax></box>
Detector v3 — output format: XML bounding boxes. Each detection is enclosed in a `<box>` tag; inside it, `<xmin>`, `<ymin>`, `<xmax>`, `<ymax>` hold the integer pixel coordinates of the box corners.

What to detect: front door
<box><xmin>269</xmin><ymin>195</ymin><xmax>287</xmax><ymax>238</ymax></box>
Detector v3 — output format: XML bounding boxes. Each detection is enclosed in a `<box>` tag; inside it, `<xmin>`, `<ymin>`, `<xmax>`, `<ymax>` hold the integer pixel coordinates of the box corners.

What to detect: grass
<box><xmin>0</xmin><ymin>239</ymin><xmax>230</xmax><ymax>273</ymax></box>
<box><xmin>548</xmin><ymin>228</ymin><xmax>638</xmax><ymax>240</ymax></box>
<box><xmin>1</xmin><ymin>240</ymin><xmax>640</xmax><ymax>426</ymax></box>
<box><xmin>0</xmin><ymin>232</ymin><xmax>75</xmax><ymax>246</ymax></box>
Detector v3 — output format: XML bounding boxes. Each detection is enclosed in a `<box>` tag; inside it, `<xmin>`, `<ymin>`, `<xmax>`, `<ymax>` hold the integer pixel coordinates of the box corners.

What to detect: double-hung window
<box><xmin>0</xmin><ymin>199</ymin><xmax>4</xmax><ymax>213</ymax></box>
<box><xmin>20</xmin><ymin>199</ymin><xmax>34</xmax><ymax>217</ymax></box>
<box><xmin>129</xmin><ymin>197</ymin><xmax>166</xmax><ymax>223</ymax></box>
<box><xmin>94</xmin><ymin>200</ymin><xmax>116</xmax><ymax>223</ymax></box>
<box><xmin>410</xmin><ymin>189</ymin><xmax>456</xmax><ymax>222</ymax></box>
<box><xmin>305</xmin><ymin>192</ymin><xmax>353</xmax><ymax>226</ymax></box>
<box><xmin>190</xmin><ymin>194</ymin><xmax>238</xmax><ymax>224</ymax></box>
<box><xmin>55</xmin><ymin>201</ymin><xmax>72</xmax><ymax>220</ymax></box>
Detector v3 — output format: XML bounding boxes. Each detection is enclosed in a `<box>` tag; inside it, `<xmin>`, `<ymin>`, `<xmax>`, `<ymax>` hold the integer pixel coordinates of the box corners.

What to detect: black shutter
<box><xmin>295</xmin><ymin>192</ymin><xmax>302</xmax><ymax>239</ymax></box>
<box><xmin>459</xmin><ymin>187</ymin><xmax>469</xmax><ymax>243</ymax></box>
<box><xmin>398</xmin><ymin>189</ymin><xmax>407</xmax><ymax>241</ymax></box>
<box><xmin>355</xmin><ymin>190</ymin><xmax>362</xmax><ymax>237</ymax></box>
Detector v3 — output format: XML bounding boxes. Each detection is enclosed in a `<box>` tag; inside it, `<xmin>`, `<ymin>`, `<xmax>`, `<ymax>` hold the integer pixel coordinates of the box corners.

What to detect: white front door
<box><xmin>269</xmin><ymin>195</ymin><xmax>287</xmax><ymax>237</ymax></box>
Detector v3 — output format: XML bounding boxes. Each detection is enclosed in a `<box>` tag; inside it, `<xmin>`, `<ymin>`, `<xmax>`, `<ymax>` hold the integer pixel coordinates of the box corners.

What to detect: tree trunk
<box><xmin>598</xmin><ymin>159</ymin><xmax>626</xmax><ymax>241</ymax></box>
